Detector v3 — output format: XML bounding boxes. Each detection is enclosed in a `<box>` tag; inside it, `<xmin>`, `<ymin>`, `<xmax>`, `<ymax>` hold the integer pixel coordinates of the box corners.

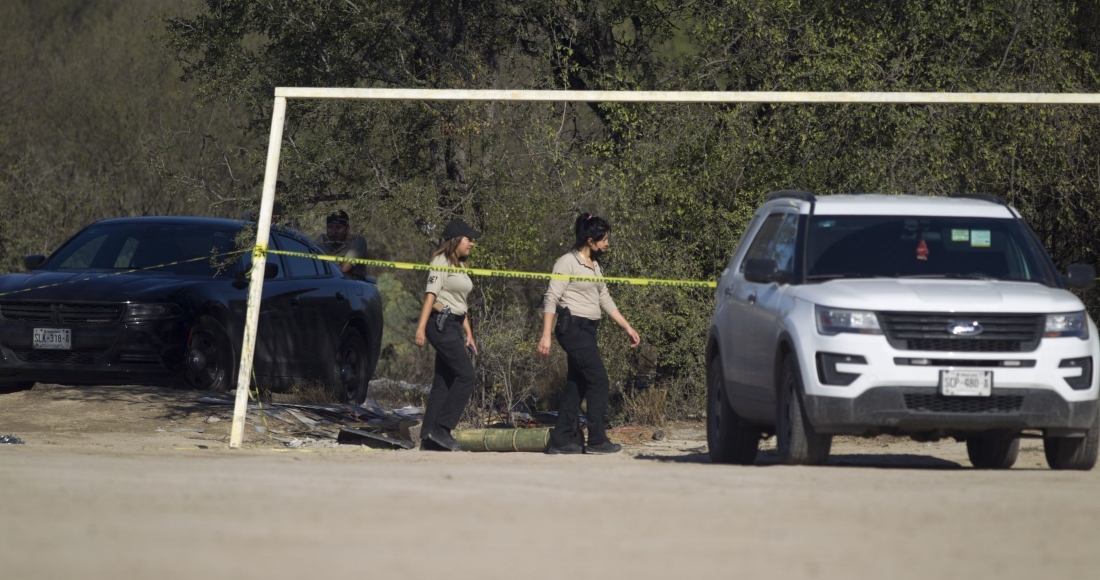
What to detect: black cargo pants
<box><xmin>549</xmin><ymin>314</ymin><xmax>611</xmax><ymax>448</ymax></box>
<box><xmin>422</xmin><ymin>312</ymin><xmax>476</xmax><ymax>434</ymax></box>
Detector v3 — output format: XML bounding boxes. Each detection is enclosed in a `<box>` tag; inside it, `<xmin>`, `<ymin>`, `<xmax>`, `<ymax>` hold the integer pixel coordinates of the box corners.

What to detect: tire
<box><xmin>331</xmin><ymin>329</ymin><xmax>370</xmax><ymax>405</ymax></box>
<box><xmin>0</xmin><ymin>381</ymin><xmax>35</xmax><ymax>394</ymax></box>
<box><xmin>706</xmin><ymin>357</ymin><xmax>760</xmax><ymax>465</ymax></box>
<box><xmin>776</xmin><ymin>353</ymin><xmax>832</xmax><ymax>465</ymax></box>
<box><xmin>966</xmin><ymin>432</ymin><xmax>1020</xmax><ymax>469</ymax></box>
<box><xmin>1044</xmin><ymin>408</ymin><xmax>1099</xmax><ymax>471</ymax></box>
<box><xmin>183</xmin><ymin>315</ymin><xmax>235</xmax><ymax>393</ymax></box>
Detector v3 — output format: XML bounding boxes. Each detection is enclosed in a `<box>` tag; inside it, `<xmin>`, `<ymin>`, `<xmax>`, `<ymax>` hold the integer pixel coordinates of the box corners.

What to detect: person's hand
<box><xmin>466</xmin><ymin>335</ymin><xmax>478</xmax><ymax>356</ymax></box>
<box><xmin>414</xmin><ymin>327</ymin><xmax>427</xmax><ymax>347</ymax></box>
<box><xmin>537</xmin><ymin>335</ymin><xmax>552</xmax><ymax>357</ymax></box>
<box><xmin>625</xmin><ymin>327</ymin><xmax>641</xmax><ymax>348</ymax></box>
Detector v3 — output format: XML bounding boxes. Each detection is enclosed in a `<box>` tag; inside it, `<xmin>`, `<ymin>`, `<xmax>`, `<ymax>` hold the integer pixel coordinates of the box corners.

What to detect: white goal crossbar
<box><xmin>229</xmin><ymin>88</ymin><xmax>1100</xmax><ymax>448</ymax></box>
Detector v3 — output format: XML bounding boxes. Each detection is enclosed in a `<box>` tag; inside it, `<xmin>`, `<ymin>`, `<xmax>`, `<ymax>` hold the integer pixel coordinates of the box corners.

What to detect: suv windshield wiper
<box><xmin>806</xmin><ymin>273</ymin><xmax>893</xmax><ymax>281</ymax></box>
<box><xmin>897</xmin><ymin>273</ymin><xmax>1000</xmax><ymax>281</ymax></box>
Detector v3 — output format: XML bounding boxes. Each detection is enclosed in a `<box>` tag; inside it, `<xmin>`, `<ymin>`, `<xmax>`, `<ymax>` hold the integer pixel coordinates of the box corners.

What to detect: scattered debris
<box><xmin>1</xmin><ymin>434</ymin><xmax>25</xmax><ymax>445</ymax></box>
<box><xmin>197</xmin><ymin>396</ymin><xmax>423</xmax><ymax>448</ymax></box>
<box><xmin>652</xmin><ymin>429</ymin><xmax>666</xmax><ymax>441</ymax></box>
<box><xmin>205</xmin><ymin>416</ymin><xmax>221</xmax><ymax>424</ymax></box>
<box><xmin>337</xmin><ymin>428</ymin><xmax>416</xmax><ymax>450</ymax></box>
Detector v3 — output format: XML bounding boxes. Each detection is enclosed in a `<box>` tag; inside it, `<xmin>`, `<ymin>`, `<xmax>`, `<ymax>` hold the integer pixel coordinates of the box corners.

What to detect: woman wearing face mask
<box><xmin>537</xmin><ymin>213</ymin><xmax>641</xmax><ymax>454</ymax></box>
<box><xmin>414</xmin><ymin>218</ymin><xmax>482</xmax><ymax>451</ymax></box>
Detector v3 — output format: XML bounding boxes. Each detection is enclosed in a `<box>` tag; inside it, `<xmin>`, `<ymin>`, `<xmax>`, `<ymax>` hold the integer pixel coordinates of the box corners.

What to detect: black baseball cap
<box><xmin>327</xmin><ymin>210</ymin><xmax>350</xmax><ymax>226</ymax></box>
<box><xmin>443</xmin><ymin>218</ymin><xmax>482</xmax><ymax>241</ymax></box>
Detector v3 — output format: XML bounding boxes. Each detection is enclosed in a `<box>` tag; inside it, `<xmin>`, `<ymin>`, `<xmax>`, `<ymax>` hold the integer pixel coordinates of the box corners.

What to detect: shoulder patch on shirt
<box><xmin>427</xmin><ymin>275</ymin><xmax>438</xmax><ymax>285</ymax></box>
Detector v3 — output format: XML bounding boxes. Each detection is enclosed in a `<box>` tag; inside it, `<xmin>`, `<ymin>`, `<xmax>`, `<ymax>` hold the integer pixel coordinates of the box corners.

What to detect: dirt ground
<box><xmin>1</xmin><ymin>384</ymin><xmax>1098</xmax><ymax>580</ymax></box>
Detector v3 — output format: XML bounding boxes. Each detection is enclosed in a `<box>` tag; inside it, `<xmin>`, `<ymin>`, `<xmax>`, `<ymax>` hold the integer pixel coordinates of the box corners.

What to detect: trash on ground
<box><xmin>199</xmin><ymin>396</ymin><xmax>423</xmax><ymax>448</ymax></box>
<box><xmin>337</xmin><ymin>427</ymin><xmax>416</xmax><ymax>450</ymax></box>
<box><xmin>1</xmin><ymin>434</ymin><xmax>25</xmax><ymax>445</ymax></box>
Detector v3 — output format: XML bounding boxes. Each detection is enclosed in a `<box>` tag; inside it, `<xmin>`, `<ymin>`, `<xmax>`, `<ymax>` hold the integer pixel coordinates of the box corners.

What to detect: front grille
<box><xmin>12</xmin><ymin>348</ymin><xmax>99</xmax><ymax>365</ymax></box>
<box><xmin>0</xmin><ymin>302</ymin><xmax>123</xmax><ymax>325</ymax></box>
<box><xmin>903</xmin><ymin>393</ymin><xmax>1024</xmax><ymax>414</ymax></box>
<box><xmin>118</xmin><ymin>352</ymin><xmax>161</xmax><ymax>365</ymax></box>
<box><xmin>878</xmin><ymin>312</ymin><xmax>1043</xmax><ymax>352</ymax></box>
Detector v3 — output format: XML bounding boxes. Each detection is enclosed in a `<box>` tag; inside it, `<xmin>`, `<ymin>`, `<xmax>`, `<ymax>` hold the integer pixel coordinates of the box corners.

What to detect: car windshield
<box><xmin>42</xmin><ymin>223</ymin><xmax>241</xmax><ymax>277</ymax></box>
<box><xmin>805</xmin><ymin>215</ymin><xmax>1057</xmax><ymax>286</ymax></box>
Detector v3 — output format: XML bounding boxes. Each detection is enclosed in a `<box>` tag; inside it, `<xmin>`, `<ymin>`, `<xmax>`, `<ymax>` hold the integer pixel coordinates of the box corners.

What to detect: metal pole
<box><xmin>229</xmin><ymin>96</ymin><xmax>287</xmax><ymax>449</ymax></box>
<box><xmin>274</xmin><ymin>87</ymin><xmax>1100</xmax><ymax>105</ymax></box>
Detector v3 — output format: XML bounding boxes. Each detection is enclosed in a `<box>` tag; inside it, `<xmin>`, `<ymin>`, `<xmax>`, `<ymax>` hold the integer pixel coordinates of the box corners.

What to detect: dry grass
<box><xmin>281</xmin><ymin>380</ymin><xmax>332</xmax><ymax>405</ymax></box>
<box><xmin>623</xmin><ymin>388</ymin><xmax>668</xmax><ymax>427</ymax></box>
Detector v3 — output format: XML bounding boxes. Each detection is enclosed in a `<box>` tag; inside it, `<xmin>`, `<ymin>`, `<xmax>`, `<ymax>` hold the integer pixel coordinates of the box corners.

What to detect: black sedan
<box><xmin>0</xmin><ymin>217</ymin><xmax>382</xmax><ymax>404</ymax></box>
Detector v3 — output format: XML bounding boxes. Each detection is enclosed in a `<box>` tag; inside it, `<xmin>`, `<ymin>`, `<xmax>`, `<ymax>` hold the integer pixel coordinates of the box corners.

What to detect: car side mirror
<box><xmin>23</xmin><ymin>255</ymin><xmax>46</xmax><ymax>271</ymax></box>
<box><xmin>264</xmin><ymin>263</ymin><xmax>279</xmax><ymax>279</ymax></box>
<box><xmin>744</xmin><ymin>259</ymin><xmax>789</xmax><ymax>284</ymax></box>
<box><xmin>1064</xmin><ymin>264</ymin><xmax>1096</xmax><ymax>290</ymax></box>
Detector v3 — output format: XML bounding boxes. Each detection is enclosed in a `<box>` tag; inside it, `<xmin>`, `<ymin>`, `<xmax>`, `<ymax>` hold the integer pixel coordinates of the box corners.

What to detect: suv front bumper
<box><xmin>804</xmin><ymin>387</ymin><xmax>1098</xmax><ymax>435</ymax></box>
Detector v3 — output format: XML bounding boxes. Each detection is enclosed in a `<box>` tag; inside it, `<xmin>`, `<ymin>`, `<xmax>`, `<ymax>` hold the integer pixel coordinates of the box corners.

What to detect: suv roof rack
<box><xmin>766</xmin><ymin>190</ymin><xmax>816</xmax><ymax>203</ymax></box>
<box><xmin>951</xmin><ymin>193</ymin><xmax>1007</xmax><ymax>206</ymax></box>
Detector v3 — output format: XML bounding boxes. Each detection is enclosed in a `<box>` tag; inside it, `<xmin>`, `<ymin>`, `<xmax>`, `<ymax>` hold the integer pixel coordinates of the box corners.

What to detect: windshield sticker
<box><xmin>951</xmin><ymin>229</ymin><xmax>970</xmax><ymax>242</ymax></box>
<box><xmin>916</xmin><ymin>238</ymin><xmax>929</xmax><ymax>261</ymax></box>
<box><xmin>971</xmin><ymin>230</ymin><xmax>992</xmax><ymax>248</ymax></box>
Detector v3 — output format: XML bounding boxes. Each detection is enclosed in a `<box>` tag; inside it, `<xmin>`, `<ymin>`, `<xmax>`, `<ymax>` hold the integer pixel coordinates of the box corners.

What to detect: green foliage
<box><xmin>7</xmin><ymin>0</ymin><xmax>1100</xmax><ymax>423</ymax></box>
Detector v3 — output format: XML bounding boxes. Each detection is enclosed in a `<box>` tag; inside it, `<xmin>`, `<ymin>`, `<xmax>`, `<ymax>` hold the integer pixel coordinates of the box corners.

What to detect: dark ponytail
<box><xmin>573</xmin><ymin>213</ymin><xmax>611</xmax><ymax>251</ymax></box>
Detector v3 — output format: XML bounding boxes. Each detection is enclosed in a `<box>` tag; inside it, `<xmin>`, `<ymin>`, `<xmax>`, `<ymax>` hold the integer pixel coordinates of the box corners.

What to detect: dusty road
<box><xmin>1</xmin><ymin>384</ymin><xmax>1098</xmax><ymax>580</ymax></box>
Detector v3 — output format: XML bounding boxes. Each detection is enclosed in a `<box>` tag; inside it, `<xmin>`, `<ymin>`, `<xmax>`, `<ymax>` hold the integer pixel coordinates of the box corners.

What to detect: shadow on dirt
<box><xmin>634</xmin><ymin>449</ymin><xmax>964</xmax><ymax>469</ymax></box>
<box><xmin>24</xmin><ymin>383</ymin><xmax>220</xmax><ymax>421</ymax></box>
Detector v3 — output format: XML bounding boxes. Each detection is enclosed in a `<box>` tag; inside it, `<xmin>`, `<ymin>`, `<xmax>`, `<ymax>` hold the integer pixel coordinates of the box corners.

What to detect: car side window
<box><xmin>238</xmin><ymin>250</ymin><xmax>284</xmax><ymax>279</ymax></box>
<box><xmin>276</xmin><ymin>235</ymin><xmax>321</xmax><ymax>278</ymax></box>
<box><xmin>770</xmin><ymin>214</ymin><xmax>800</xmax><ymax>275</ymax></box>
<box><xmin>739</xmin><ymin>214</ymin><xmax>785</xmax><ymax>272</ymax></box>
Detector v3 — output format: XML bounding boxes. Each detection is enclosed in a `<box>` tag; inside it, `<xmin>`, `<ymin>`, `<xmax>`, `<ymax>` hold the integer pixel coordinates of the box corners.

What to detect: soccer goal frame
<box><xmin>229</xmin><ymin>88</ymin><xmax>1100</xmax><ymax>448</ymax></box>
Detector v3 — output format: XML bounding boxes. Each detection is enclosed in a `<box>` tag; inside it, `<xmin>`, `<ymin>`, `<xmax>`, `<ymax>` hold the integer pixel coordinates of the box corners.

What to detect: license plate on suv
<box><xmin>33</xmin><ymin>328</ymin><xmax>71</xmax><ymax>350</ymax></box>
<box><xmin>940</xmin><ymin>369</ymin><xmax>992</xmax><ymax>397</ymax></box>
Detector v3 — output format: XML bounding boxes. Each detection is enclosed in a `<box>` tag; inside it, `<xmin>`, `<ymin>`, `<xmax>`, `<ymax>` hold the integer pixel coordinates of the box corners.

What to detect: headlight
<box><xmin>124</xmin><ymin>303</ymin><xmax>184</xmax><ymax>322</ymax></box>
<box><xmin>1044</xmin><ymin>311</ymin><xmax>1089</xmax><ymax>339</ymax></box>
<box><xmin>816</xmin><ymin>306</ymin><xmax>883</xmax><ymax>335</ymax></box>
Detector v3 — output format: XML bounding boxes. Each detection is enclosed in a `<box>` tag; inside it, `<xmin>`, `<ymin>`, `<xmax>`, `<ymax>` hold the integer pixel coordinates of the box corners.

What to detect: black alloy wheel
<box><xmin>707</xmin><ymin>357</ymin><xmax>760</xmax><ymax>465</ymax></box>
<box><xmin>183</xmin><ymin>315</ymin><xmax>235</xmax><ymax>393</ymax></box>
<box><xmin>776</xmin><ymin>353</ymin><xmax>832</xmax><ymax>465</ymax></box>
<box><xmin>332</xmin><ymin>329</ymin><xmax>369</xmax><ymax>405</ymax></box>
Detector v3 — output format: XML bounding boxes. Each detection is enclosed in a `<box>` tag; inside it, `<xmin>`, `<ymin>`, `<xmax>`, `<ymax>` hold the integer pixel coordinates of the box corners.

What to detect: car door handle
<box><xmin>335</xmin><ymin>292</ymin><xmax>345</xmax><ymax>302</ymax></box>
<box><xmin>747</xmin><ymin>293</ymin><xmax>757</xmax><ymax>305</ymax></box>
<box><xmin>723</xmin><ymin>287</ymin><xmax>733</xmax><ymax>297</ymax></box>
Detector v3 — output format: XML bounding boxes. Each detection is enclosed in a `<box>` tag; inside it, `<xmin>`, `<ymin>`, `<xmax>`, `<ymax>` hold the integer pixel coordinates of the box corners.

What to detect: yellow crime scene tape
<box><xmin>261</xmin><ymin>247</ymin><xmax>717</xmax><ymax>288</ymax></box>
<box><xmin>0</xmin><ymin>251</ymin><xmax>249</xmax><ymax>298</ymax></box>
<box><xmin>0</xmin><ymin>246</ymin><xmax>714</xmax><ymax>299</ymax></box>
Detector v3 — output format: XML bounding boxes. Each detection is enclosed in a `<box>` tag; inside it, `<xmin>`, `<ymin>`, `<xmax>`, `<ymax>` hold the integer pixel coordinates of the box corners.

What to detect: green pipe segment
<box><xmin>451</xmin><ymin>428</ymin><xmax>550</xmax><ymax>452</ymax></box>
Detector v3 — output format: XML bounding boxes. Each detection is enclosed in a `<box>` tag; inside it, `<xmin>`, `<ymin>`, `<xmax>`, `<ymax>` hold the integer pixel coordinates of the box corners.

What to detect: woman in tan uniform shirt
<box><xmin>538</xmin><ymin>213</ymin><xmax>640</xmax><ymax>454</ymax></box>
<box><xmin>414</xmin><ymin>219</ymin><xmax>482</xmax><ymax>451</ymax></box>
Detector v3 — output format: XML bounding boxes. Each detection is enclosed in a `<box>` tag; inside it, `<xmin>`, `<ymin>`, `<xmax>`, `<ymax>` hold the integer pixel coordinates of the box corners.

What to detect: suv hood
<box><xmin>0</xmin><ymin>270</ymin><xmax>209</xmax><ymax>302</ymax></box>
<box><xmin>794</xmin><ymin>279</ymin><xmax>1086</xmax><ymax>313</ymax></box>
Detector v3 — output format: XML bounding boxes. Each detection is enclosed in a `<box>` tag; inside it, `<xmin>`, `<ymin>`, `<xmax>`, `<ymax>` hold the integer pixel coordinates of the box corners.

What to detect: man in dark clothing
<box><xmin>315</xmin><ymin>210</ymin><xmax>368</xmax><ymax>278</ymax></box>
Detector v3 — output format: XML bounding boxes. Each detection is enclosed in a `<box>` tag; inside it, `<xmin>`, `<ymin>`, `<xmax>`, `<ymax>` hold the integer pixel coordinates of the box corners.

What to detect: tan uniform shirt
<box><xmin>542</xmin><ymin>251</ymin><xmax>618</xmax><ymax>321</ymax></box>
<box><xmin>425</xmin><ymin>254</ymin><xmax>473</xmax><ymax>316</ymax></box>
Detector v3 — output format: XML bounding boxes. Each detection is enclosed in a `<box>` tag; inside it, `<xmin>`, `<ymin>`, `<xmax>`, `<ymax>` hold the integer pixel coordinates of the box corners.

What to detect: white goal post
<box><xmin>229</xmin><ymin>88</ymin><xmax>1100</xmax><ymax>448</ymax></box>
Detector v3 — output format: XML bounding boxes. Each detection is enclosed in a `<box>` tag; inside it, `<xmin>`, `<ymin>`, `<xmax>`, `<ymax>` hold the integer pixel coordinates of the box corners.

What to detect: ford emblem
<box><xmin>948</xmin><ymin>321</ymin><xmax>983</xmax><ymax>336</ymax></box>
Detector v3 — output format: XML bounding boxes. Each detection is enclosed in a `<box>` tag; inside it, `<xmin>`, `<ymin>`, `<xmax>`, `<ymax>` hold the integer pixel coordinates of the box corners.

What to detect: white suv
<box><xmin>707</xmin><ymin>192</ymin><xmax>1099</xmax><ymax>469</ymax></box>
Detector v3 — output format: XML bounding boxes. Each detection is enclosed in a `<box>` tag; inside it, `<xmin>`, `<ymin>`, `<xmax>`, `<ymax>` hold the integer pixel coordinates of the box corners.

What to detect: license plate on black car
<box><xmin>33</xmin><ymin>328</ymin><xmax>71</xmax><ymax>350</ymax></box>
<box><xmin>940</xmin><ymin>369</ymin><xmax>992</xmax><ymax>397</ymax></box>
